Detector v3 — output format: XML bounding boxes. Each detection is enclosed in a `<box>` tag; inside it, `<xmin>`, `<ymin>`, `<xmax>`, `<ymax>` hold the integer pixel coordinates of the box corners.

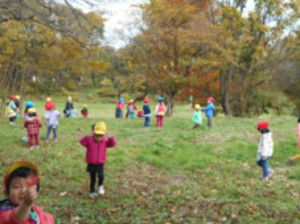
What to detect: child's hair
<box><xmin>28</xmin><ymin>112</ymin><xmax>37</xmax><ymax>117</ymax></box>
<box><xmin>6</xmin><ymin>167</ymin><xmax>40</xmax><ymax>195</ymax></box>
<box><xmin>298</xmin><ymin>117</ymin><xmax>300</xmax><ymax>123</ymax></box>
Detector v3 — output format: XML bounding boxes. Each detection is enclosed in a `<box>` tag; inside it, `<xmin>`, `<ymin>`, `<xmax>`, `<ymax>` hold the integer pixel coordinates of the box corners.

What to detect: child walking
<box><xmin>0</xmin><ymin>160</ymin><xmax>54</xmax><ymax>223</ymax></box>
<box><xmin>143</xmin><ymin>98</ymin><xmax>151</xmax><ymax>127</ymax></box>
<box><xmin>256</xmin><ymin>121</ymin><xmax>274</xmax><ymax>181</ymax></box>
<box><xmin>155</xmin><ymin>97</ymin><xmax>166</xmax><ymax>128</ymax></box>
<box><xmin>7</xmin><ymin>95</ymin><xmax>18</xmax><ymax>125</ymax></box>
<box><xmin>80</xmin><ymin>122</ymin><xmax>117</xmax><ymax>198</ymax></box>
<box><xmin>44</xmin><ymin>102</ymin><xmax>61</xmax><ymax>142</ymax></box>
<box><xmin>24</xmin><ymin>108</ymin><xmax>42</xmax><ymax>149</ymax></box>
<box><xmin>201</xmin><ymin>97</ymin><xmax>215</xmax><ymax>128</ymax></box>
<box><xmin>287</xmin><ymin>117</ymin><xmax>300</xmax><ymax>164</ymax></box>
<box><xmin>192</xmin><ymin>104</ymin><xmax>202</xmax><ymax>128</ymax></box>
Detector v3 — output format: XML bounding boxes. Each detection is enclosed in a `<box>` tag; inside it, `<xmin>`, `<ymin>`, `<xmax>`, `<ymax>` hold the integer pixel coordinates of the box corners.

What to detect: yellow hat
<box><xmin>28</xmin><ymin>107</ymin><xmax>36</xmax><ymax>114</ymax></box>
<box><xmin>15</xmin><ymin>95</ymin><xmax>21</xmax><ymax>100</ymax></box>
<box><xmin>194</xmin><ymin>104</ymin><xmax>201</xmax><ymax>110</ymax></box>
<box><xmin>68</xmin><ymin>96</ymin><xmax>72</xmax><ymax>101</ymax></box>
<box><xmin>94</xmin><ymin>122</ymin><xmax>107</xmax><ymax>135</ymax></box>
<box><xmin>46</xmin><ymin>97</ymin><xmax>51</xmax><ymax>102</ymax></box>
<box><xmin>4</xmin><ymin>160</ymin><xmax>39</xmax><ymax>190</ymax></box>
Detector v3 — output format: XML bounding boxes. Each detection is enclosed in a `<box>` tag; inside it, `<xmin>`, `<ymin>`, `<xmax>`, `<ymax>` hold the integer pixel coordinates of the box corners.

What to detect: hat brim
<box><xmin>4</xmin><ymin>161</ymin><xmax>39</xmax><ymax>190</ymax></box>
<box><xmin>94</xmin><ymin>131</ymin><xmax>105</xmax><ymax>135</ymax></box>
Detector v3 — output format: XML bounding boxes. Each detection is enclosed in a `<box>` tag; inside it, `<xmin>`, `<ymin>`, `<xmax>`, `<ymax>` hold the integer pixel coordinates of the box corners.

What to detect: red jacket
<box><xmin>80</xmin><ymin>135</ymin><xmax>116</xmax><ymax>165</ymax></box>
<box><xmin>24</xmin><ymin>117</ymin><xmax>42</xmax><ymax>135</ymax></box>
<box><xmin>0</xmin><ymin>203</ymin><xmax>54</xmax><ymax>224</ymax></box>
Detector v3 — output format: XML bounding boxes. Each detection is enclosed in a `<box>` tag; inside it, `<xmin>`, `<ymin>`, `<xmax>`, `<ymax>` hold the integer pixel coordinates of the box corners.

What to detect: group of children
<box><xmin>2</xmin><ymin>95</ymin><xmax>300</xmax><ymax>223</ymax></box>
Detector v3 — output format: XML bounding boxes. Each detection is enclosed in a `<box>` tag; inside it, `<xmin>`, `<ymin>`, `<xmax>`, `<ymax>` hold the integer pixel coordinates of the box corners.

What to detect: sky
<box><xmin>71</xmin><ymin>0</ymin><xmax>255</xmax><ymax>49</ymax></box>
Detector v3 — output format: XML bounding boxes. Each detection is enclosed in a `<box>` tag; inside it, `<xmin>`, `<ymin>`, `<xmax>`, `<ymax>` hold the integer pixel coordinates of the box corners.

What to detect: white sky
<box><xmin>71</xmin><ymin>0</ymin><xmax>256</xmax><ymax>49</ymax></box>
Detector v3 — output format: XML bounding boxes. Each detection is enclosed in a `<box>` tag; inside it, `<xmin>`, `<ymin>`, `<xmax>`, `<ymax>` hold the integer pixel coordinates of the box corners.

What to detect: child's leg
<box><xmin>97</xmin><ymin>164</ymin><xmax>105</xmax><ymax>187</ymax></box>
<box><xmin>161</xmin><ymin>116</ymin><xmax>164</xmax><ymax>127</ymax></box>
<box><xmin>53</xmin><ymin>126</ymin><xmax>57</xmax><ymax>140</ymax></box>
<box><xmin>35</xmin><ymin>134</ymin><xmax>40</xmax><ymax>146</ymax></box>
<box><xmin>28</xmin><ymin>134</ymin><xmax>34</xmax><ymax>147</ymax></box>
<box><xmin>208</xmin><ymin>117</ymin><xmax>213</xmax><ymax>128</ymax></box>
<box><xmin>46</xmin><ymin>125</ymin><xmax>52</xmax><ymax>140</ymax></box>
<box><xmin>257</xmin><ymin>158</ymin><xmax>269</xmax><ymax>178</ymax></box>
<box><xmin>89</xmin><ymin>172</ymin><xmax>96</xmax><ymax>193</ymax></box>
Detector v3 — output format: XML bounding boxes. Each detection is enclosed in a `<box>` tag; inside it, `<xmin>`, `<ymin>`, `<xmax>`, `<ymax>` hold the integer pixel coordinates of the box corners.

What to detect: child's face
<box><xmin>8</xmin><ymin>176</ymin><xmax>37</xmax><ymax>205</ymax></box>
<box><xmin>94</xmin><ymin>134</ymin><xmax>104</xmax><ymax>142</ymax></box>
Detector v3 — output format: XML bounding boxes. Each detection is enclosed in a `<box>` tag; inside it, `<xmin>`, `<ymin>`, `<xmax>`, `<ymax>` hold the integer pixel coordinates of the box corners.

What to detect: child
<box><xmin>0</xmin><ymin>160</ymin><xmax>54</xmax><ymax>223</ymax></box>
<box><xmin>127</xmin><ymin>100</ymin><xmax>136</xmax><ymax>119</ymax></box>
<box><xmin>256</xmin><ymin>121</ymin><xmax>274</xmax><ymax>181</ymax></box>
<box><xmin>7</xmin><ymin>95</ymin><xmax>17</xmax><ymax>125</ymax></box>
<box><xmin>201</xmin><ymin>97</ymin><xmax>215</xmax><ymax>128</ymax></box>
<box><xmin>81</xmin><ymin>105</ymin><xmax>89</xmax><ymax>118</ymax></box>
<box><xmin>22</xmin><ymin>101</ymin><xmax>35</xmax><ymax>143</ymax></box>
<box><xmin>24</xmin><ymin>108</ymin><xmax>42</xmax><ymax>149</ymax></box>
<box><xmin>64</xmin><ymin>96</ymin><xmax>74</xmax><ymax>118</ymax></box>
<box><xmin>192</xmin><ymin>104</ymin><xmax>202</xmax><ymax>128</ymax></box>
<box><xmin>44</xmin><ymin>97</ymin><xmax>52</xmax><ymax>111</ymax></box>
<box><xmin>143</xmin><ymin>98</ymin><xmax>151</xmax><ymax>127</ymax></box>
<box><xmin>15</xmin><ymin>95</ymin><xmax>21</xmax><ymax>118</ymax></box>
<box><xmin>115</xmin><ymin>97</ymin><xmax>125</xmax><ymax>118</ymax></box>
<box><xmin>155</xmin><ymin>96</ymin><xmax>166</xmax><ymax>128</ymax></box>
<box><xmin>80</xmin><ymin>122</ymin><xmax>117</xmax><ymax>198</ymax></box>
<box><xmin>287</xmin><ymin>117</ymin><xmax>300</xmax><ymax>164</ymax></box>
<box><xmin>44</xmin><ymin>102</ymin><xmax>61</xmax><ymax>142</ymax></box>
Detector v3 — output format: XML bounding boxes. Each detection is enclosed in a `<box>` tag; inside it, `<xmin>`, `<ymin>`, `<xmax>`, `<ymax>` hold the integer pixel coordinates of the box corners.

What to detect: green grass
<box><xmin>0</xmin><ymin>102</ymin><xmax>299</xmax><ymax>224</ymax></box>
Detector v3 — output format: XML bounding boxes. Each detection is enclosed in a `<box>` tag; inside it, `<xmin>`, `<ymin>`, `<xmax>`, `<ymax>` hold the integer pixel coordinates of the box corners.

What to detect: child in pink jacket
<box><xmin>80</xmin><ymin>122</ymin><xmax>117</xmax><ymax>198</ymax></box>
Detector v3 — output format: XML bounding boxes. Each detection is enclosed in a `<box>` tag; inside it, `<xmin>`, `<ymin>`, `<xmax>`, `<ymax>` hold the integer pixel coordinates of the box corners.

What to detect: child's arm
<box><xmin>106</xmin><ymin>133</ymin><xmax>116</xmax><ymax>147</ymax></box>
<box><xmin>15</xmin><ymin>185</ymin><xmax>37</xmax><ymax>222</ymax></box>
<box><xmin>80</xmin><ymin>135</ymin><xmax>90</xmax><ymax>147</ymax></box>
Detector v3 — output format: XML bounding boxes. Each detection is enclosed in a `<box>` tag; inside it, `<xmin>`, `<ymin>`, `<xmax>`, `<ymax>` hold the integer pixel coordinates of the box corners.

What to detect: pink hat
<box><xmin>144</xmin><ymin>98</ymin><xmax>149</xmax><ymax>103</ymax></box>
<box><xmin>207</xmin><ymin>97</ymin><xmax>215</xmax><ymax>102</ymax></box>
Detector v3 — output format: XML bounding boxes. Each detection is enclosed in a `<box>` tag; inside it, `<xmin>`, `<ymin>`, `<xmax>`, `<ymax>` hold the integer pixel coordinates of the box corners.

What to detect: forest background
<box><xmin>0</xmin><ymin>0</ymin><xmax>299</xmax><ymax>117</ymax></box>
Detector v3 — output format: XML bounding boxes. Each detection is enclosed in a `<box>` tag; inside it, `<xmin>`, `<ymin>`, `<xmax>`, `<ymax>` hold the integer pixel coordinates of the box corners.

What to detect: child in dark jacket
<box><xmin>24</xmin><ymin>108</ymin><xmax>42</xmax><ymax>149</ymax></box>
<box><xmin>143</xmin><ymin>98</ymin><xmax>151</xmax><ymax>127</ymax></box>
<box><xmin>80</xmin><ymin>122</ymin><xmax>117</xmax><ymax>198</ymax></box>
<box><xmin>0</xmin><ymin>161</ymin><xmax>54</xmax><ymax>223</ymax></box>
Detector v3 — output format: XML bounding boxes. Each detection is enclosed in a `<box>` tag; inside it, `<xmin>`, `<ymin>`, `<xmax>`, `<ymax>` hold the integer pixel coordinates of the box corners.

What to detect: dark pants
<box><xmin>9</xmin><ymin>116</ymin><xmax>16</xmax><ymax>122</ymax></box>
<box><xmin>115</xmin><ymin>108</ymin><xmax>123</xmax><ymax>118</ymax></box>
<box><xmin>257</xmin><ymin>158</ymin><xmax>269</xmax><ymax>178</ymax></box>
<box><xmin>46</xmin><ymin>125</ymin><xmax>57</xmax><ymax>140</ymax></box>
<box><xmin>207</xmin><ymin>116</ymin><xmax>213</xmax><ymax>128</ymax></box>
<box><xmin>89</xmin><ymin>164</ymin><xmax>104</xmax><ymax>193</ymax></box>
<box><xmin>144</xmin><ymin>116</ymin><xmax>150</xmax><ymax>127</ymax></box>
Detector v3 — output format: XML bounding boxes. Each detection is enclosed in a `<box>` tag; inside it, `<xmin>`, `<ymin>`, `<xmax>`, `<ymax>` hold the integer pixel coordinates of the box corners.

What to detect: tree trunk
<box><xmin>166</xmin><ymin>93</ymin><xmax>175</xmax><ymax>117</ymax></box>
<box><xmin>0</xmin><ymin>96</ymin><xmax>7</xmax><ymax>118</ymax></box>
<box><xmin>220</xmin><ymin>66</ymin><xmax>233</xmax><ymax>116</ymax></box>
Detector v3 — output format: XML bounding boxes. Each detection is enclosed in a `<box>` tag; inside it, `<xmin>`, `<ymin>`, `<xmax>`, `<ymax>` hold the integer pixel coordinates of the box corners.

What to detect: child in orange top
<box><xmin>0</xmin><ymin>161</ymin><xmax>54</xmax><ymax>223</ymax></box>
<box><xmin>24</xmin><ymin>108</ymin><xmax>42</xmax><ymax>149</ymax></box>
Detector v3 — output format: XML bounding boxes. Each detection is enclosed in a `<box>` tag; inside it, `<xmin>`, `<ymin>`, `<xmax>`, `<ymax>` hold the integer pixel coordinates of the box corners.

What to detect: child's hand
<box><xmin>23</xmin><ymin>185</ymin><xmax>38</xmax><ymax>207</ymax></box>
<box><xmin>106</xmin><ymin>133</ymin><xmax>112</xmax><ymax>138</ymax></box>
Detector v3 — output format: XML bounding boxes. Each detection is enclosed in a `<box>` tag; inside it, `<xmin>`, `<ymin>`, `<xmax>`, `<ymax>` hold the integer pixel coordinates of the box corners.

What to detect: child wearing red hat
<box><xmin>143</xmin><ymin>98</ymin><xmax>151</xmax><ymax>127</ymax></box>
<box><xmin>0</xmin><ymin>161</ymin><xmax>54</xmax><ymax>223</ymax></box>
<box><xmin>201</xmin><ymin>97</ymin><xmax>215</xmax><ymax>128</ymax></box>
<box><xmin>256</xmin><ymin>121</ymin><xmax>274</xmax><ymax>180</ymax></box>
<box><xmin>44</xmin><ymin>102</ymin><xmax>61</xmax><ymax>142</ymax></box>
<box><xmin>24</xmin><ymin>108</ymin><xmax>42</xmax><ymax>149</ymax></box>
<box><xmin>80</xmin><ymin>122</ymin><xmax>117</xmax><ymax>198</ymax></box>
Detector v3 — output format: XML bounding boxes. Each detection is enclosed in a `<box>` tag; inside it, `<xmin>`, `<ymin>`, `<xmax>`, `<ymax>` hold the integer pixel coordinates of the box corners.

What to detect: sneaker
<box><xmin>9</xmin><ymin>122</ymin><xmax>15</xmax><ymax>125</ymax></box>
<box><xmin>98</xmin><ymin>186</ymin><xmax>105</xmax><ymax>195</ymax></box>
<box><xmin>54</xmin><ymin>139</ymin><xmax>58</xmax><ymax>143</ymax></box>
<box><xmin>89</xmin><ymin>192</ymin><xmax>98</xmax><ymax>199</ymax></box>
<box><xmin>35</xmin><ymin>145</ymin><xmax>40</xmax><ymax>149</ymax></box>
<box><xmin>29</xmin><ymin>147</ymin><xmax>34</xmax><ymax>150</ymax></box>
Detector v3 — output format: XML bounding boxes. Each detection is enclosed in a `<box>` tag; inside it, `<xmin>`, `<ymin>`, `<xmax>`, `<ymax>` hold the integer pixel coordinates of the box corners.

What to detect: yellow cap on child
<box><xmin>94</xmin><ymin>122</ymin><xmax>107</xmax><ymax>135</ymax></box>
<box><xmin>28</xmin><ymin>108</ymin><xmax>36</xmax><ymax>114</ymax></box>
<box><xmin>194</xmin><ymin>104</ymin><xmax>201</xmax><ymax>110</ymax></box>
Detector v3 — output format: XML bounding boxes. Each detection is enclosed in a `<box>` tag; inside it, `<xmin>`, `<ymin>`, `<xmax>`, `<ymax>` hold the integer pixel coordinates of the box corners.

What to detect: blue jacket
<box><xmin>143</xmin><ymin>104</ymin><xmax>151</xmax><ymax>116</ymax></box>
<box><xmin>192</xmin><ymin>110</ymin><xmax>202</xmax><ymax>125</ymax></box>
<box><xmin>202</xmin><ymin>103</ymin><xmax>215</xmax><ymax>117</ymax></box>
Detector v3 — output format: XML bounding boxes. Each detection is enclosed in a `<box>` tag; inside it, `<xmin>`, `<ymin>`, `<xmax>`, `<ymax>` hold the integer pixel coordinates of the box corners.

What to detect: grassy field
<box><xmin>0</xmin><ymin>102</ymin><xmax>299</xmax><ymax>224</ymax></box>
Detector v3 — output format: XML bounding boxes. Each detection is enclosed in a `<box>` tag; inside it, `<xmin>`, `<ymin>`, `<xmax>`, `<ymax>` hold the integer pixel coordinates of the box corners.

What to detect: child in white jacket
<box><xmin>256</xmin><ymin>121</ymin><xmax>274</xmax><ymax>181</ymax></box>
